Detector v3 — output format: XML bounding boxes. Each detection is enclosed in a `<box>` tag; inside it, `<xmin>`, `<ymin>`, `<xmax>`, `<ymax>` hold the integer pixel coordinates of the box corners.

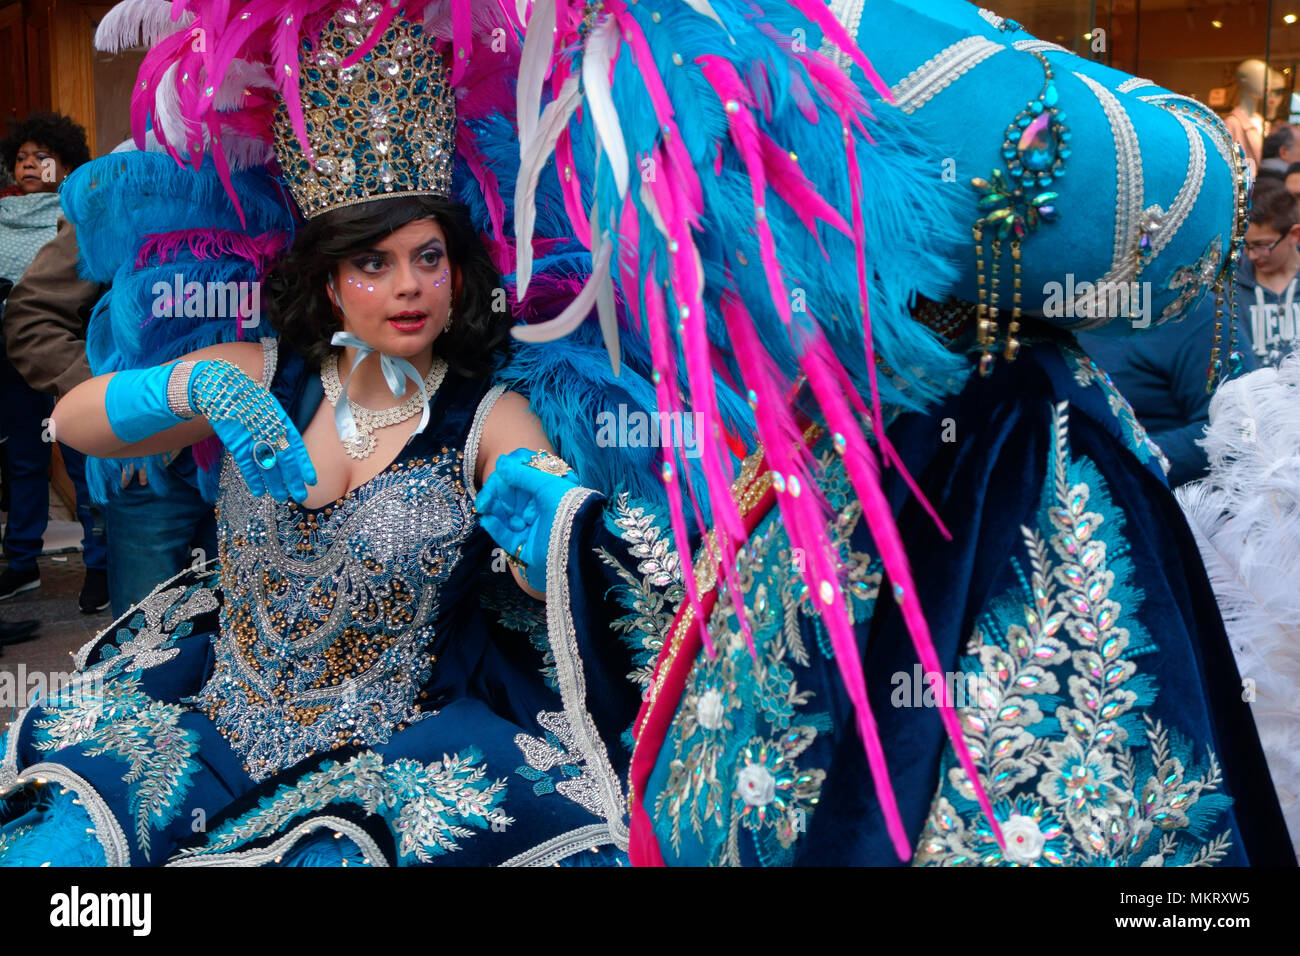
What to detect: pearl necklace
<box><xmin>321</xmin><ymin>352</ymin><xmax>447</xmax><ymax>459</ymax></box>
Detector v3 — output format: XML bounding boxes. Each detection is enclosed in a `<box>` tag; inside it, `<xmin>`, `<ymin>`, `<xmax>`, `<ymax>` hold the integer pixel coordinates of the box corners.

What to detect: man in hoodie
<box><xmin>1237</xmin><ymin>176</ymin><xmax>1300</xmax><ymax>368</ymax></box>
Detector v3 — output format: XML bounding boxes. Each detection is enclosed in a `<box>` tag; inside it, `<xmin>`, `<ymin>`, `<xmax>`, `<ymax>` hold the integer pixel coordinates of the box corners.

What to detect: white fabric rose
<box><xmin>737</xmin><ymin>763</ymin><xmax>777</xmax><ymax>807</ymax></box>
<box><xmin>696</xmin><ymin>688</ymin><xmax>725</xmax><ymax>731</ymax></box>
<box><xmin>1001</xmin><ymin>813</ymin><xmax>1046</xmax><ymax>863</ymax></box>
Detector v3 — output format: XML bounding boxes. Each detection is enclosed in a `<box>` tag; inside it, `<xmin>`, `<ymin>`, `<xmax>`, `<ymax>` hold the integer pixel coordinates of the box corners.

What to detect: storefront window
<box><xmin>993</xmin><ymin>1</ymin><xmax>1300</xmax><ymax>151</ymax></box>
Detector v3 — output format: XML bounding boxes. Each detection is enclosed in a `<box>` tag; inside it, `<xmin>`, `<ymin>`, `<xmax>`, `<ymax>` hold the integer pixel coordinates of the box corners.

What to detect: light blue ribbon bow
<box><xmin>329</xmin><ymin>331</ymin><xmax>431</xmax><ymax>443</ymax></box>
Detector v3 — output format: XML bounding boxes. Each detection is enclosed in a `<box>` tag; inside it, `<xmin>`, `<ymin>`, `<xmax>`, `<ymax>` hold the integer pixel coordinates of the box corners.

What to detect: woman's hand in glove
<box><xmin>474</xmin><ymin>447</ymin><xmax>581</xmax><ymax>593</ymax></box>
<box><xmin>104</xmin><ymin>359</ymin><xmax>316</xmax><ymax>502</ymax></box>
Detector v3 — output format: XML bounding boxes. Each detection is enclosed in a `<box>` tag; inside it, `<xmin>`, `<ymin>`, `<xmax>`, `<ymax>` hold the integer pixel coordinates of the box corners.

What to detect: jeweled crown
<box><xmin>273</xmin><ymin>8</ymin><xmax>457</xmax><ymax>219</ymax></box>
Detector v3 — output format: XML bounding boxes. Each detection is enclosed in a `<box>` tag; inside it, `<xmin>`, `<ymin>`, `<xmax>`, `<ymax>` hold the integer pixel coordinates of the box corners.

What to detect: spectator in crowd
<box><xmin>1077</xmin><ymin>303</ymin><xmax>1255</xmax><ymax>488</ymax></box>
<box><xmin>0</xmin><ymin>111</ymin><xmax>108</xmax><ymax>612</ymax></box>
<box><xmin>1284</xmin><ymin>160</ymin><xmax>1300</xmax><ymax>208</ymax></box>
<box><xmin>1261</xmin><ymin>123</ymin><xmax>1300</xmax><ymax>173</ymax></box>
<box><xmin>1235</xmin><ymin>176</ymin><xmax>1300</xmax><ymax>367</ymax></box>
<box><xmin>3</xmin><ymin>133</ymin><xmax>218</xmax><ymax>618</ymax></box>
<box><xmin>0</xmin><ymin>276</ymin><xmax>38</xmax><ymax>645</ymax></box>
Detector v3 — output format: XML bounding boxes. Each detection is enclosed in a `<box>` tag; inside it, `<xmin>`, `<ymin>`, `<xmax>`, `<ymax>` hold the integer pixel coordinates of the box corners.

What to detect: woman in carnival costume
<box><xmin>475</xmin><ymin>0</ymin><xmax>1294</xmax><ymax>865</ymax></box>
<box><xmin>0</xmin><ymin>0</ymin><xmax>674</xmax><ymax>867</ymax></box>
<box><xmin>1</xmin><ymin>0</ymin><xmax>1292</xmax><ymax>868</ymax></box>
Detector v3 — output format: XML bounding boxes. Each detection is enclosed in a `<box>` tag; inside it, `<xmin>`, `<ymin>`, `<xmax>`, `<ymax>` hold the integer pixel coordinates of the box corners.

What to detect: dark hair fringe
<box><xmin>1249</xmin><ymin>175</ymin><xmax>1300</xmax><ymax>235</ymax></box>
<box><xmin>264</xmin><ymin>195</ymin><xmax>511</xmax><ymax>378</ymax></box>
<box><xmin>1</xmin><ymin>111</ymin><xmax>91</xmax><ymax>173</ymax></box>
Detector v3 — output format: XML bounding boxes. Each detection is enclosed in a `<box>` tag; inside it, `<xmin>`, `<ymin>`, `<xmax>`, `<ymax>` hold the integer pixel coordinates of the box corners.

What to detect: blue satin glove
<box><xmin>475</xmin><ymin>447</ymin><xmax>583</xmax><ymax>592</ymax></box>
<box><xmin>105</xmin><ymin>360</ymin><xmax>316</xmax><ymax>502</ymax></box>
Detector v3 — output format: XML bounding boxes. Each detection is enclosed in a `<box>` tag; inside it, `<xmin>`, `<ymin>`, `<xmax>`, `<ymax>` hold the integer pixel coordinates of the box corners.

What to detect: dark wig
<box><xmin>0</xmin><ymin>111</ymin><xmax>91</xmax><ymax>173</ymax></box>
<box><xmin>265</xmin><ymin>195</ymin><xmax>509</xmax><ymax>378</ymax></box>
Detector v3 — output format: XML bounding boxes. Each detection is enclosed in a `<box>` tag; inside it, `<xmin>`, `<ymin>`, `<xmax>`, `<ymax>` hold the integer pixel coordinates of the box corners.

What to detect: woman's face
<box><xmin>12</xmin><ymin>141</ymin><xmax>65</xmax><ymax>194</ymax></box>
<box><xmin>326</xmin><ymin>217</ymin><xmax>454</xmax><ymax>361</ymax></box>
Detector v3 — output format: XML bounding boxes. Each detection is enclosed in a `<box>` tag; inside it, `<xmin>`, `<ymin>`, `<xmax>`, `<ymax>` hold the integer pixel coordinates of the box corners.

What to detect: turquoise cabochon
<box><xmin>842</xmin><ymin>0</ymin><xmax>1244</xmax><ymax>336</ymax></box>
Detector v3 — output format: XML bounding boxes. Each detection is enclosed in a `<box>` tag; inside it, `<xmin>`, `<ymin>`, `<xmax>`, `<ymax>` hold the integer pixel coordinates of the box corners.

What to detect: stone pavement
<box><xmin>0</xmin><ymin>551</ymin><xmax>112</xmax><ymax>736</ymax></box>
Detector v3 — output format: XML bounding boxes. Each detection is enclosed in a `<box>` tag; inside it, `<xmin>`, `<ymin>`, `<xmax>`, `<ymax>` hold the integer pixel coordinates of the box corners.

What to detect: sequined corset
<box><xmin>188</xmin><ymin>344</ymin><xmax>504</xmax><ymax>781</ymax></box>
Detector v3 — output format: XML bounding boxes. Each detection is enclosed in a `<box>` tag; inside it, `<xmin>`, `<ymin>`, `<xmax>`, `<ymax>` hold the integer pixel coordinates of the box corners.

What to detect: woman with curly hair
<box><xmin>0</xmin><ymin>111</ymin><xmax>106</xmax><ymax>613</ymax></box>
<box><xmin>0</xmin><ymin>111</ymin><xmax>91</xmax><ymax>200</ymax></box>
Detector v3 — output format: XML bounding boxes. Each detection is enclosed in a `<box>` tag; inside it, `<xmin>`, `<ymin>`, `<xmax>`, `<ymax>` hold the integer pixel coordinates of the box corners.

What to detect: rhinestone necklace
<box><xmin>321</xmin><ymin>352</ymin><xmax>448</xmax><ymax>460</ymax></box>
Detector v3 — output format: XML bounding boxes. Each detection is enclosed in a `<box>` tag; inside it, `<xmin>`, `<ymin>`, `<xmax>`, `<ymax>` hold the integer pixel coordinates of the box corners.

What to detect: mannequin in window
<box><xmin>1226</xmin><ymin>58</ymin><xmax>1287</xmax><ymax>173</ymax></box>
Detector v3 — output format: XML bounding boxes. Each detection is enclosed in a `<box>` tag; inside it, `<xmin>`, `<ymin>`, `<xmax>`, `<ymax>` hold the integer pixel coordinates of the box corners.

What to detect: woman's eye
<box><xmin>419</xmin><ymin>249</ymin><xmax>443</xmax><ymax>266</ymax></box>
<box><xmin>357</xmin><ymin>256</ymin><xmax>385</xmax><ymax>273</ymax></box>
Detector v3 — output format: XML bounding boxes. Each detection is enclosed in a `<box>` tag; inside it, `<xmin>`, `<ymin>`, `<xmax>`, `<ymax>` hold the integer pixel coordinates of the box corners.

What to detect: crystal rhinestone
<box><xmin>315</xmin><ymin>156</ymin><xmax>338</xmax><ymax>177</ymax></box>
<box><xmin>378</xmin><ymin>162</ymin><xmax>395</xmax><ymax>184</ymax></box>
<box><xmin>368</xmin><ymin>105</ymin><xmax>390</xmax><ymax>127</ymax></box>
<box><xmin>339</xmin><ymin>157</ymin><xmax>356</xmax><ymax>184</ymax></box>
<box><xmin>373</xmin><ymin>130</ymin><xmax>391</xmax><ymax>154</ymax></box>
<box><xmin>339</xmin><ymin>65</ymin><xmax>358</xmax><ymax>84</ymax></box>
<box><xmin>377</xmin><ymin>59</ymin><xmax>400</xmax><ymax>78</ymax></box>
<box><xmin>340</xmin><ymin>8</ymin><xmax>358</xmax><ymax>25</ymax></box>
<box><xmin>362</xmin><ymin>1</ymin><xmax>383</xmax><ymax>20</ymax></box>
<box><xmin>394</xmin><ymin>37</ymin><xmax>415</xmax><ymax>58</ymax></box>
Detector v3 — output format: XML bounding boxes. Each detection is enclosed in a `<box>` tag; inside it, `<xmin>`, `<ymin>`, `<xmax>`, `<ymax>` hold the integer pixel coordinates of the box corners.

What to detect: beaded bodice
<box><xmin>188</xmin><ymin>344</ymin><xmax>503</xmax><ymax>781</ymax></box>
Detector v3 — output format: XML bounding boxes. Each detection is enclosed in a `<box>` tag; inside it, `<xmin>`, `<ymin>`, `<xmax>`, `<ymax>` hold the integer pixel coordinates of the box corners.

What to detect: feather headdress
<box><xmin>507</xmin><ymin>0</ymin><xmax>994</xmax><ymax>861</ymax></box>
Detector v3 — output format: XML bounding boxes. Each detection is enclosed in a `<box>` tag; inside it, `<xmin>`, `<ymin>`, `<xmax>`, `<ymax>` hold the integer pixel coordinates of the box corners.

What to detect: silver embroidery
<box><xmin>189</xmin><ymin>443</ymin><xmax>476</xmax><ymax>781</ymax></box>
<box><xmin>464</xmin><ymin>383</ymin><xmax>508</xmax><ymax>499</ymax></box>
<box><xmin>259</xmin><ymin>336</ymin><xmax>279</xmax><ymax>388</ymax></box>
<box><xmin>545</xmin><ymin>485</ymin><xmax>630</xmax><ymax>848</ymax></box>
<box><xmin>1117</xmin><ymin>77</ymin><xmax>1155</xmax><ymax>94</ymax></box>
<box><xmin>821</xmin><ymin>0</ymin><xmax>868</xmax><ymax>75</ymax></box>
<box><xmin>16</xmin><ymin>763</ymin><xmax>131</xmax><ymax>866</ymax></box>
<box><xmin>514</xmin><ymin>710</ymin><xmax>606</xmax><ymax>819</ymax></box>
<box><xmin>174</xmin><ymin>749</ymin><xmax>509</xmax><ymax>862</ymax></box>
<box><xmin>165</xmin><ymin>815</ymin><xmax>388</xmax><ymax>867</ymax></box>
<box><xmin>1138</xmin><ymin>93</ymin><xmax>1236</xmax><ymax>169</ymax></box>
<box><xmin>1011</xmin><ymin>38</ymin><xmax>1070</xmax><ymax>55</ymax></box>
<box><xmin>1066</xmin><ymin>74</ymin><xmax>1206</xmax><ymax>329</ymax></box>
<box><xmin>889</xmin><ymin>36</ymin><xmax>1004</xmax><ymax>115</ymax></box>
<box><xmin>977</xmin><ymin>7</ymin><xmax>1005</xmax><ymax>30</ymax></box>
<box><xmin>498</xmin><ymin>823</ymin><xmax>618</xmax><ymax>866</ymax></box>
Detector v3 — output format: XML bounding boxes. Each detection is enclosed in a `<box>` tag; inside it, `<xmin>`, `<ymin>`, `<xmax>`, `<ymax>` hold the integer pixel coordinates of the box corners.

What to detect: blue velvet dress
<box><xmin>633</xmin><ymin>330</ymin><xmax>1296</xmax><ymax>866</ymax></box>
<box><xmin>0</xmin><ymin>340</ymin><xmax>644</xmax><ymax>866</ymax></box>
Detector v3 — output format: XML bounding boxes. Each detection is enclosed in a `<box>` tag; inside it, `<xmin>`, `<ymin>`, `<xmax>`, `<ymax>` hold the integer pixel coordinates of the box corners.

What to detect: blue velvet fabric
<box><xmin>641</xmin><ymin>330</ymin><xmax>1295</xmax><ymax>866</ymax></box>
<box><xmin>0</xmin><ymin>346</ymin><xmax>641</xmax><ymax>867</ymax></box>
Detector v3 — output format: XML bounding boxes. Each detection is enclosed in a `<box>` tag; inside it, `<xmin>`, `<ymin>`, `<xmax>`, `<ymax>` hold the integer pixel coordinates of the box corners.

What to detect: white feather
<box><xmin>95</xmin><ymin>0</ymin><xmax>192</xmax><ymax>54</ymax></box>
<box><xmin>511</xmin><ymin>233</ymin><xmax>613</xmax><ymax>343</ymax></box>
<box><xmin>1177</xmin><ymin>353</ymin><xmax>1300</xmax><ymax>862</ymax></box>
<box><xmin>152</xmin><ymin>61</ymin><xmax>191</xmax><ymax>153</ymax></box>
<box><xmin>678</xmin><ymin>0</ymin><xmax>733</xmax><ymax>42</ymax></box>
<box><xmin>581</xmin><ymin>17</ymin><xmax>629</xmax><ymax>199</ymax></box>
<box><xmin>514</xmin><ymin>72</ymin><xmax>581</xmax><ymax>299</ymax></box>
<box><xmin>516</xmin><ymin>0</ymin><xmax>555</xmax><ymax>149</ymax></box>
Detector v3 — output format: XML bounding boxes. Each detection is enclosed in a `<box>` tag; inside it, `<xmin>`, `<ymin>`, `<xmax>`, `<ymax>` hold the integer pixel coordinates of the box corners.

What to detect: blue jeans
<box><xmin>104</xmin><ymin>475</ymin><xmax>217</xmax><ymax>618</ymax></box>
<box><xmin>0</xmin><ymin>352</ymin><xmax>106</xmax><ymax>573</ymax></box>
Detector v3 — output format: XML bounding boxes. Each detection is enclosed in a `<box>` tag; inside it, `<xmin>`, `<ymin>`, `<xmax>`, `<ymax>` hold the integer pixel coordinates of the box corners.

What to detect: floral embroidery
<box><xmin>480</xmin><ymin>580</ymin><xmax>554</xmax><ymax>690</ymax></box>
<box><xmin>31</xmin><ymin>671</ymin><xmax>200</xmax><ymax>857</ymax></box>
<box><xmin>513</xmin><ymin>710</ymin><xmax>605</xmax><ymax>819</ymax></box>
<box><xmin>914</xmin><ymin>402</ymin><xmax>1233</xmax><ymax>867</ymax></box>
<box><xmin>0</xmin><ymin>824</ymin><xmax>35</xmax><ymax>863</ymax></box>
<box><xmin>79</xmin><ymin>574</ymin><xmax>220</xmax><ymax>675</ymax></box>
<box><xmin>176</xmin><ymin>748</ymin><xmax>509</xmax><ymax>863</ymax></box>
<box><xmin>596</xmin><ymin>494</ymin><xmax>686</xmax><ymax>691</ymax></box>
<box><xmin>651</xmin><ymin>435</ymin><xmax>874</xmax><ymax>865</ymax></box>
<box><xmin>1065</xmin><ymin>345</ymin><xmax>1171</xmax><ymax>474</ymax></box>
